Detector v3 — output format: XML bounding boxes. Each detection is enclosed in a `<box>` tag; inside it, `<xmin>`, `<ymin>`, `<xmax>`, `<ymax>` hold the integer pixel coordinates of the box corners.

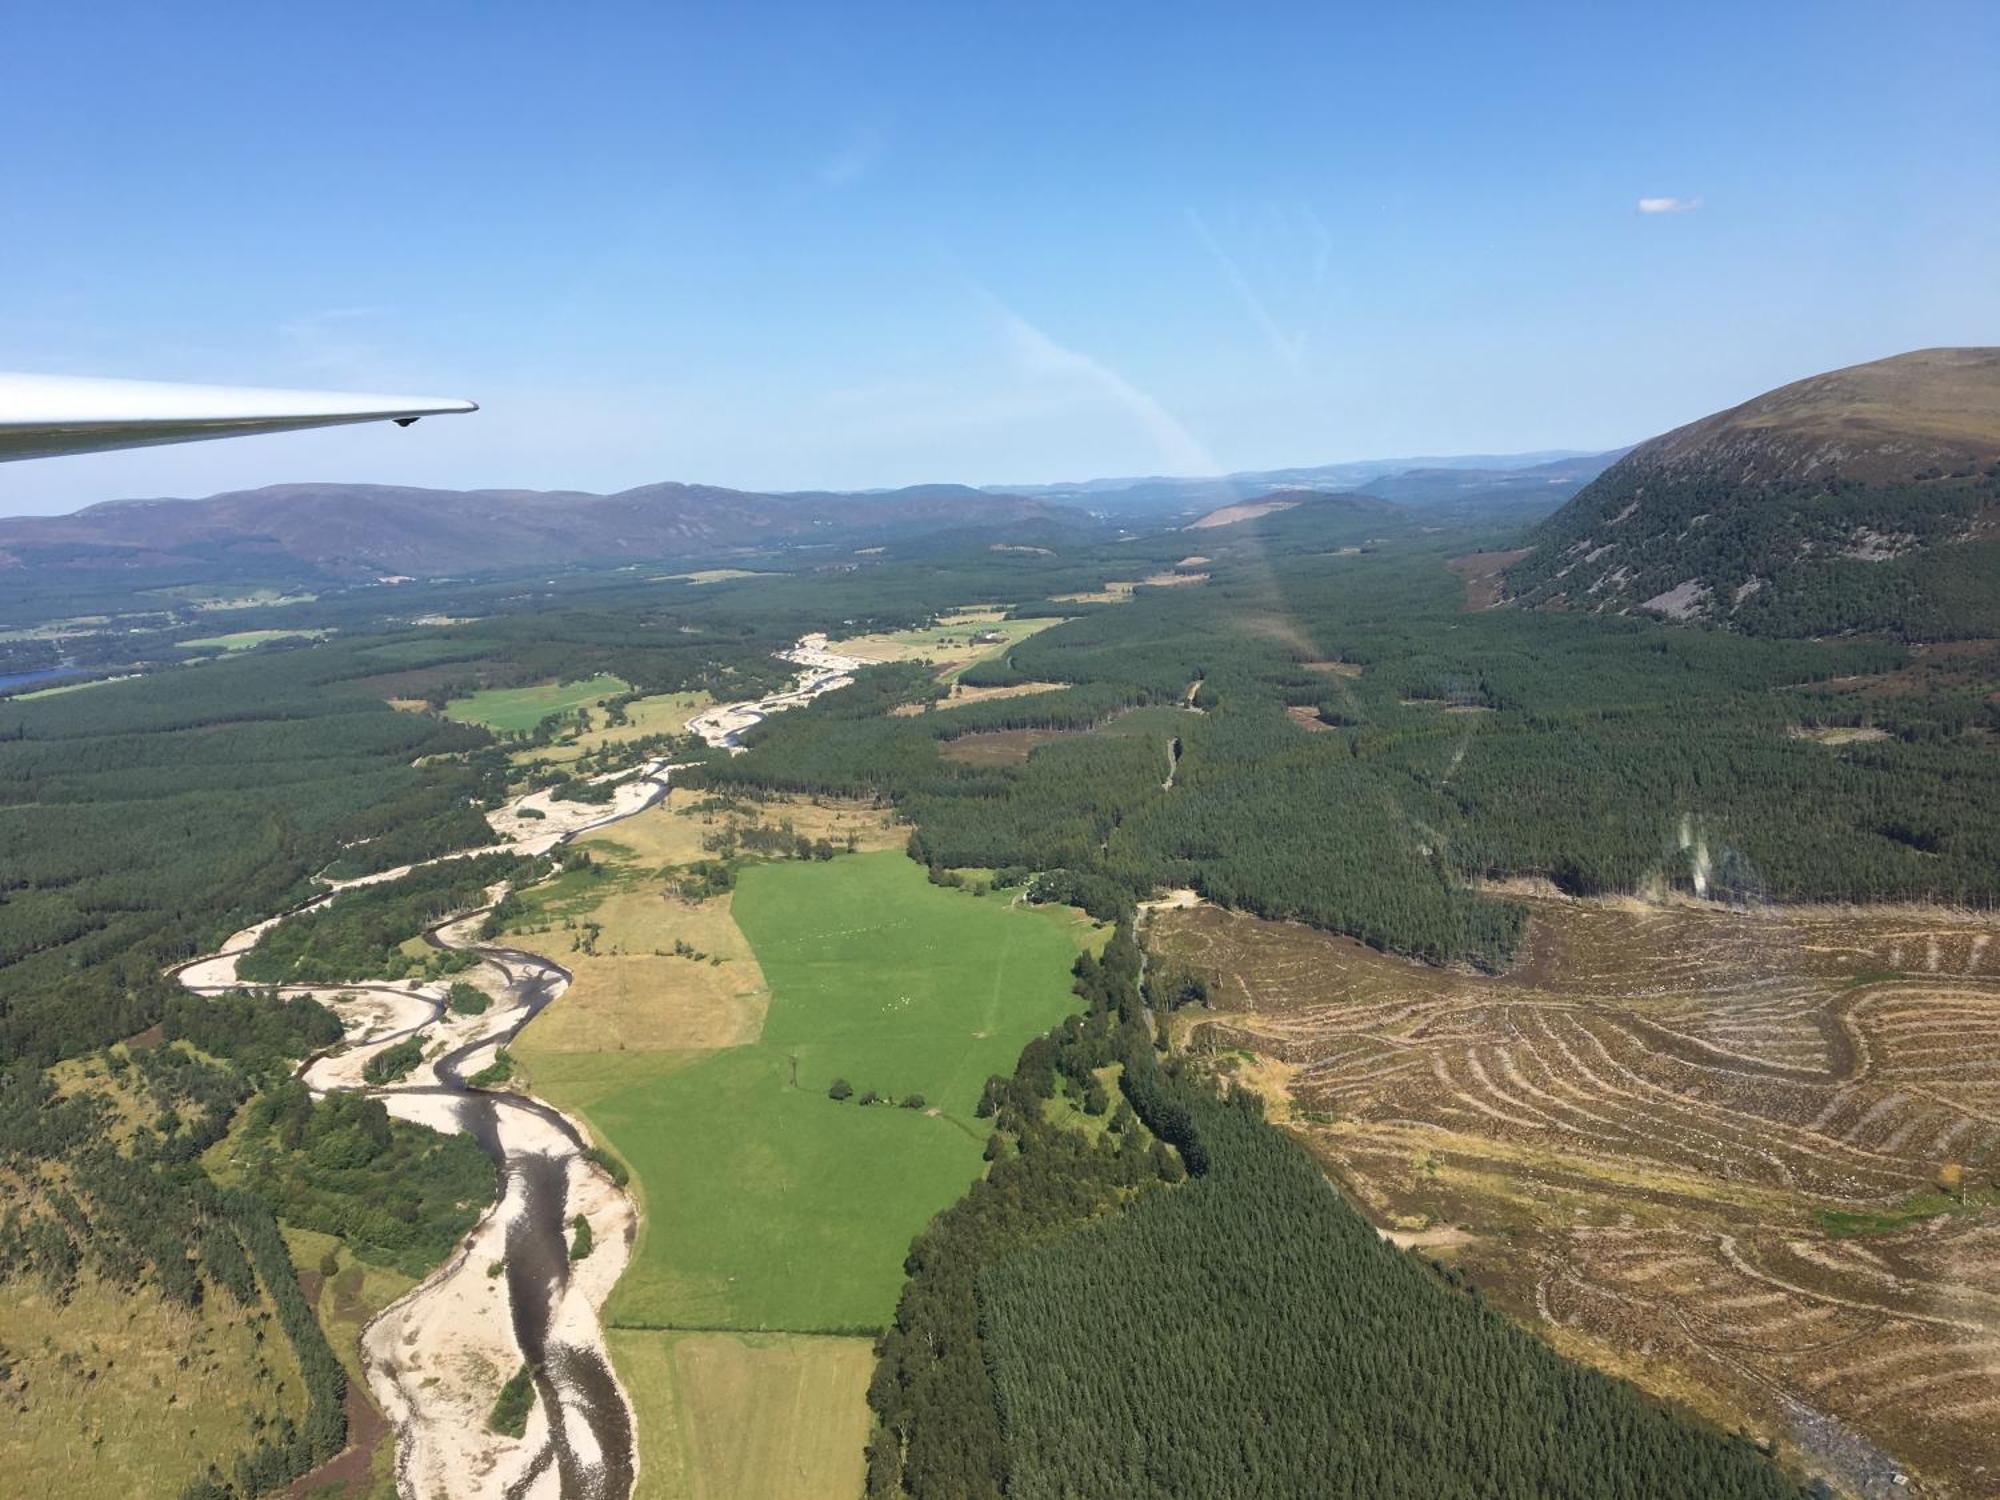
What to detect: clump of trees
<box><xmin>239</xmin><ymin>853</ymin><xmax>529</xmax><ymax>986</ymax></box>
<box><xmin>361</xmin><ymin>1036</ymin><xmax>424</xmax><ymax>1085</ymax></box>
<box><xmin>488</xmin><ymin>1363</ymin><xmax>538</xmax><ymax>1437</ymax></box>
<box><xmin>233</xmin><ymin>1082</ymin><xmax>496</xmax><ymax>1277</ymax></box>
<box><xmin>447</xmin><ymin>982</ymin><xmax>490</xmax><ymax>1015</ymax></box>
<box><xmin>827</xmin><ymin>1080</ymin><xmax>930</xmax><ymax>1110</ymax></box>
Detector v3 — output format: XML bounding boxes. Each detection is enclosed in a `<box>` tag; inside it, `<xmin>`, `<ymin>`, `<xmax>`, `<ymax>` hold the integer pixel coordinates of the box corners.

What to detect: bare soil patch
<box><xmin>1300</xmin><ymin>659</ymin><xmax>1363</xmax><ymax>677</ymax></box>
<box><xmin>1789</xmin><ymin>725</ymin><xmax>1894</xmax><ymax>746</ymax></box>
<box><xmin>890</xmin><ymin>679</ymin><xmax>1069</xmax><ymax>716</ymax></box>
<box><xmin>282</xmin><ymin>1382</ymin><xmax>389</xmax><ymax>1499</ymax></box>
<box><xmin>1285</xmin><ymin>705</ymin><xmax>1340</xmax><ymax>732</ymax></box>
<box><xmin>1186</xmin><ymin>498</ymin><xmax>1300</xmax><ymax>530</ymax></box>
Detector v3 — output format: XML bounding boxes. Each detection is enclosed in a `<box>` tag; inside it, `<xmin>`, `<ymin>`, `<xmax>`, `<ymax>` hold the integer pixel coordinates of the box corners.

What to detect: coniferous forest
<box><xmin>0</xmin><ymin>493</ymin><xmax>1988</xmax><ymax>1496</ymax></box>
<box><xmin>714</xmin><ymin>542</ymin><xmax>2000</xmax><ymax>969</ymax></box>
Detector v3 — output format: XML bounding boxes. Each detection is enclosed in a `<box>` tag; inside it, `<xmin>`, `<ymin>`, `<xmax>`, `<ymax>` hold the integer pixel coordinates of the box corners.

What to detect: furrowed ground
<box><xmin>1151</xmin><ymin>894</ymin><xmax>2000</xmax><ymax>1497</ymax></box>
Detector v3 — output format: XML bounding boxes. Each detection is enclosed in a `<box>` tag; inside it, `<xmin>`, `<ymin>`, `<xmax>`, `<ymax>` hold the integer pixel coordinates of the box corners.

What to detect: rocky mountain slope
<box><xmin>1504</xmin><ymin>348</ymin><xmax>2000</xmax><ymax>638</ymax></box>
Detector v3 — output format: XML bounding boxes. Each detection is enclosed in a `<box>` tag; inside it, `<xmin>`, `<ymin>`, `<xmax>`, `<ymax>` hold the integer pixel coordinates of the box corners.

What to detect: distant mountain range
<box><xmin>0</xmin><ymin>447</ymin><xmax>1620</xmax><ymax>585</ymax></box>
<box><xmin>0</xmin><ymin>480</ymin><xmax>1076</xmax><ymax>580</ymax></box>
<box><xmin>1505</xmin><ymin>348</ymin><xmax>2000</xmax><ymax>638</ymax></box>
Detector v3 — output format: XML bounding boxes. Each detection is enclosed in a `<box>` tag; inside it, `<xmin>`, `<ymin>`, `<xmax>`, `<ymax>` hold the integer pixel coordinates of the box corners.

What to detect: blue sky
<box><xmin>2</xmin><ymin>0</ymin><xmax>1996</xmax><ymax>513</ymax></box>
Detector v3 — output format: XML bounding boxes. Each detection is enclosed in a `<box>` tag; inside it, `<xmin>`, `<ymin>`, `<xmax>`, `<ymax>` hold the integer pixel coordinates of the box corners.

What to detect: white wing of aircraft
<box><xmin>0</xmin><ymin>372</ymin><xmax>476</xmax><ymax>461</ymax></box>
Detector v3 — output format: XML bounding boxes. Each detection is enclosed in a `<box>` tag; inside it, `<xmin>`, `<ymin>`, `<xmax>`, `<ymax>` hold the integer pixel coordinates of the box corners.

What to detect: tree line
<box><xmin>865</xmin><ymin>928</ymin><xmax>1806</xmax><ymax>1500</ymax></box>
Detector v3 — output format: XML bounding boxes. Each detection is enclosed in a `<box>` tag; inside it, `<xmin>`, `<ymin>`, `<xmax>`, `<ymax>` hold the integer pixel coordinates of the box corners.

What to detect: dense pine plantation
<box><xmin>981</xmin><ymin>1090</ymin><xmax>1802</xmax><ymax>1500</ymax></box>
<box><xmin>865</xmin><ymin>931</ymin><xmax>1804</xmax><ymax>1500</ymax></box>
<box><xmin>713</xmin><ymin>536</ymin><xmax>1999</xmax><ymax>970</ymax></box>
<box><xmin>0</xmin><ymin>641</ymin><xmax>502</xmax><ymax>1064</ymax></box>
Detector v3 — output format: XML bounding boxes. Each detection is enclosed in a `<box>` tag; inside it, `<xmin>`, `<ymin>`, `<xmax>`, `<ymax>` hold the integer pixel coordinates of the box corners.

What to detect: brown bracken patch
<box><xmin>939</xmin><ymin>727</ymin><xmax>1082</xmax><ymax>767</ymax></box>
<box><xmin>1446</xmin><ymin>548</ymin><xmax>1530</xmax><ymax>611</ymax></box>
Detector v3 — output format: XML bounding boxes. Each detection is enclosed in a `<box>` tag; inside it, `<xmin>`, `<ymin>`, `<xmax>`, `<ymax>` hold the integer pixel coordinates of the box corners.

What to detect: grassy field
<box><xmin>511</xmin><ymin>689</ymin><xmax>712</xmax><ymax>766</ymax></box>
<box><xmin>146</xmin><ymin>583</ymin><xmax>318</xmax><ymax>609</ymax></box>
<box><xmin>440</xmin><ymin>672</ymin><xmax>629</xmax><ymax>733</ymax></box>
<box><xmin>14</xmin><ymin>673</ymin><xmax>135</xmax><ymax>700</ymax></box>
<box><xmin>609</xmin><ymin>1330</ymin><xmax>871</xmax><ymax>1500</ymax></box>
<box><xmin>594</xmin><ymin>850</ymin><xmax>1094</xmax><ymax>1333</ymax></box>
<box><xmin>582</xmin><ymin>787</ymin><xmax>904</xmax><ymax>868</ymax></box>
<box><xmin>831</xmin><ymin>610</ymin><xmax>1063</xmax><ymax>684</ymax></box>
<box><xmin>509</xmin><ymin>873</ymin><xmax>769</xmax><ymax>1060</ymax></box>
<box><xmin>181</xmin><ymin>627</ymin><xmax>327</xmax><ymax>651</ymax></box>
<box><xmin>0</xmin><ymin>1271</ymin><xmax>307</xmax><ymax>1495</ymax></box>
<box><xmin>511</xmin><ymin>791</ymin><xmax>906</xmax><ymax>1086</ymax></box>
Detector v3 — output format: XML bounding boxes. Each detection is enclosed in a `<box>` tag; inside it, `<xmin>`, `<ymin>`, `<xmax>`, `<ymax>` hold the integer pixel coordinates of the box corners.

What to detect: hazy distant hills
<box><xmin>995</xmin><ymin>449</ymin><xmax>1618</xmax><ymax>518</ymax></box>
<box><xmin>1354</xmin><ymin>451</ymin><xmax>1626</xmax><ymax>506</ymax></box>
<box><xmin>0</xmin><ymin>480</ymin><xmax>1076</xmax><ymax>580</ymax></box>
<box><xmin>1506</xmin><ymin>349</ymin><xmax>2000</xmax><ymax>638</ymax></box>
<box><xmin>0</xmin><ymin>445</ymin><xmax>1620</xmax><ymax>587</ymax></box>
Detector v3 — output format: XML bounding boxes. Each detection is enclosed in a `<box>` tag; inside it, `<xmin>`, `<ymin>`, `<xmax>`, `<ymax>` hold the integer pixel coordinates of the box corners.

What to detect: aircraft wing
<box><xmin>0</xmin><ymin>372</ymin><xmax>477</xmax><ymax>461</ymax></box>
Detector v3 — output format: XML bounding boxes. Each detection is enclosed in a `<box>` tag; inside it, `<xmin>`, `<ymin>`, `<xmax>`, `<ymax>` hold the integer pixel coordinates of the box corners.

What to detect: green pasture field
<box><xmin>597</xmin><ymin>850</ymin><xmax>1092</xmax><ymax>1334</ymax></box>
<box><xmin>441</xmin><ymin>672</ymin><xmax>629</xmax><ymax>732</ymax></box>
<box><xmin>181</xmin><ymin>627</ymin><xmax>326</xmax><ymax>651</ymax></box>
<box><xmin>609</xmin><ymin>1328</ymin><xmax>872</xmax><ymax>1500</ymax></box>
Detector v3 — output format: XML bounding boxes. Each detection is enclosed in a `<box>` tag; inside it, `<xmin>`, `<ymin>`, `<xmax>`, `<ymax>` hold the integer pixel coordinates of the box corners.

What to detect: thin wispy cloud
<box><xmin>819</xmin><ymin>127</ymin><xmax>884</xmax><ymax>189</ymax></box>
<box><xmin>1186</xmin><ymin>208</ymin><xmax>1307</xmax><ymax>374</ymax></box>
<box><xmin>1636</xmin><ymin>196</ymin><xmax>1701</xmax><ymax>214</ymax></box>
<box><xmin>988</xmin><ymin>296</ymin><xmax>1221</xmax><ymax>477</ymax></box>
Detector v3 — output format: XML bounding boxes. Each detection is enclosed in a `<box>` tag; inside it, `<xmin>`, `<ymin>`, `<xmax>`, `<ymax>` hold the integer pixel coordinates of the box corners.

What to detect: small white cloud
<box><xmin>1636</xmin><ymin>196</ymin><xmax>1700</xmax><ymax>214</ymax></box>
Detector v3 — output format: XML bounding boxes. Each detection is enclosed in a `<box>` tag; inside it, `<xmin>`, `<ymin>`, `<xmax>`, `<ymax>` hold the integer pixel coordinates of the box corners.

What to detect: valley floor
<box><xmin>505</xmin><ymin>795</ymin><xmax>1102</xmax><ymax>1495</ymax></box>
